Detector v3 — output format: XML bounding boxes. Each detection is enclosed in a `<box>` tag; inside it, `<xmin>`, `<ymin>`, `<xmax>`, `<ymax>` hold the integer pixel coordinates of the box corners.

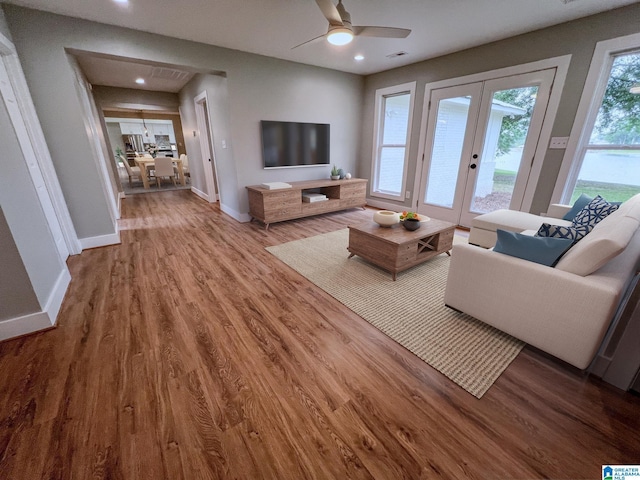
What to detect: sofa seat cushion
<box><xmin>471</xmin><ymin>209</ymin><xmax>571</xmax><ymax>233</ymax></box>
<box><xmin>556</xmin><ymin>212</ymin><xmax>640</xmax><ymax>276</ymax></box>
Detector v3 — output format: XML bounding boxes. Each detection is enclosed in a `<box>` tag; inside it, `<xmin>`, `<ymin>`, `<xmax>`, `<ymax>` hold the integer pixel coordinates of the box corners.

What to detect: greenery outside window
<box><xmin>371</xmin><ymin>82</ymin><xmax>416</xmax><ymax>200</ymax></box>
<box><xmin>558</xmin><ymin>46</ymin><xmax>640</xmax><ymax>204</ymax></box>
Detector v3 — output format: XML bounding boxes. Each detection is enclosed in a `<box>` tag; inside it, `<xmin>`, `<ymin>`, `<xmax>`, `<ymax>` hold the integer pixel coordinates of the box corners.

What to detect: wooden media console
<box><xmin>246</xmin><ymin>178</ymin><xmax>367</xmax><ymax>229</ymax></box>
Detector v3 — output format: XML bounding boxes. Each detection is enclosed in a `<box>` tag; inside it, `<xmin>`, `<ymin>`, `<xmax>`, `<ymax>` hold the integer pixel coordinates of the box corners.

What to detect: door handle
<box><xmin>470</xmin><ymin>164</ymin><xmax>477</xmax><ymax>169</ymax></box>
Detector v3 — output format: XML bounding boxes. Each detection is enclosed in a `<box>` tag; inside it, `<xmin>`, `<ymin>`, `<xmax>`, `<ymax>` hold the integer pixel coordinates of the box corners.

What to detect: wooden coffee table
<box><xmin>347</xmin><ymin>219</ymin><xmax>456</xmax><ymax>280</ymax></box>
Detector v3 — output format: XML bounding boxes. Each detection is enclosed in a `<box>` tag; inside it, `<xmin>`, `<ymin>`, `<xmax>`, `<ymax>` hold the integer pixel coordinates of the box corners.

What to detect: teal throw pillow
<box><xmin>562</xmin><ymin>193</ymin><xmax>593</xmax><ymax>220</ymax></box>
<box><xmin>494</xmin><ymin>229</ymin><xmax>574</xmax><ymax>267</ymax></box>
<box><xmin>571</xmin><ymin>195</ymin><xmax>619</xmax><ymax>229</ymax></box>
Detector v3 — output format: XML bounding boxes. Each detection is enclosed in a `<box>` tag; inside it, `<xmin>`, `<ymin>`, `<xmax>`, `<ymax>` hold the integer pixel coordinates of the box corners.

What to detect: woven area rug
<box><xmin>266</xmin><ymin>229</ymin><xmax>524</xmax><ymax>398</ymax></box>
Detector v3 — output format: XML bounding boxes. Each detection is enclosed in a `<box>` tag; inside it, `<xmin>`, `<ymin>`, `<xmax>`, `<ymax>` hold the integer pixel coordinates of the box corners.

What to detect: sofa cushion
<box><xmin>472</xmin><ymin>209</ymin><xmax>572</xmax><ymax>232</ymax></box>
<box><xmin>562</xmin><ymin>193</ymin><xmax>593</xmax><ymax>221</ymax></box>
<box><xmin>536</xmin><ymin>223</ymin><xmax>591</xmax><ymax>241</ymax></box>
<box><xmin>571</xmin><ymin>195</ymin><xmax>619</xmax><ymax>230</ymax></box>
<box><xmin>555</xmin><ymin>213</ymin><xmax>640</xmax><ymax>276</ymax></box>
<box><xmin>494</xmin><ymin>229</ymin><xmax>574</xmax><ymax>267</ymax></box>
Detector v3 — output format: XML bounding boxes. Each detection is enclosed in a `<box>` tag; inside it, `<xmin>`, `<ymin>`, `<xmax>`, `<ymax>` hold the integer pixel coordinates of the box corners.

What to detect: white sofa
<box><xmin>444</xmin><ymin>194</ymin><xmax>640</xmax><ymax>370</ymax></box>
<box><xmin>468</xmin><ymin>204</ymin><xmax>574</xmax><ymax>248</ymax></box>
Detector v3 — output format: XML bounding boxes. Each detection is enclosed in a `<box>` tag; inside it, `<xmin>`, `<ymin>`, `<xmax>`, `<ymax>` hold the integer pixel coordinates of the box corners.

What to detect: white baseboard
<box><xmin>366</xmin><ymin>198</ymin><xmax>408</xmax><ymax>212</ymax></box>
<box><xmin>45</xmin><ymin>268</ymin><xmax>71</xmax><ymax>322</ymax></box>
<box><xmin>191</xmin><ymin>186</ymin><xmax>209</xmax><ymax>202</ymax></box>
<box><xmin>0</xmin><ymin>267</ymin><xmax>70</xmax><ymax>341</ymax></box>
<box><xmin>79</xmin><ymin>229</ymin><xmax>121</xmax><ymax>250</ymax></box>
<box><xmin>220</xmin><ymin>203</ymin><xmax>252</xmax><ymax>223</ymax></box>
<box><xmin>0</xmin><ymin>311</ymin><xmax>53</xmax><ymax>341</ymax></box>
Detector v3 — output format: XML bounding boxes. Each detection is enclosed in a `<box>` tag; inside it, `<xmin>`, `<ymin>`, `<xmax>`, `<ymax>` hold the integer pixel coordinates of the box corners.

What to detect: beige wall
<box><xmin>360</xmin><ymin>3</ymin><xmax>640</xmax><ymax>214</ymax></box>
<box><xmin>0</xmin><ymin>209</ymin><xmax>39</xmax><ymax>321</ymax></box>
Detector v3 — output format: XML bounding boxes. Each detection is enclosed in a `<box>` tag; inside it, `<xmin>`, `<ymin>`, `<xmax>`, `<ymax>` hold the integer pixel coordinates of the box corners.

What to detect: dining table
<box><xmin>134</xmin><ymin>156</ymin><xmax>186</xmax><ymax>189</ymax></box>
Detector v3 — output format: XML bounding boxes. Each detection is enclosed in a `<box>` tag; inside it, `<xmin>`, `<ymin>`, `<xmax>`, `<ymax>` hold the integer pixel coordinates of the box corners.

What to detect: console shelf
<box><xmin>246</xmin><ymin>178</ymin><xmax>367</xmax><ymax>229</ymax></box>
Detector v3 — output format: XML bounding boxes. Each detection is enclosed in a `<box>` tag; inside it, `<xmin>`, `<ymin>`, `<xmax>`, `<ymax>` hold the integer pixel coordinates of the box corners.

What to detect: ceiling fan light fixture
<box><xmin>327</xmin><ymin>27</ymin><xmax>354</xmax><ymax>46</ymax></box>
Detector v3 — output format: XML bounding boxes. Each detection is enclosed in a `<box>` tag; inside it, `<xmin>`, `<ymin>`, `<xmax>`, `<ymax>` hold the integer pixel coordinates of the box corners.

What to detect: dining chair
<box><xmin>118</xmin><ymin>154</ymin><xmax>144</xmax><ymax>187</ymax></box>
<box><xmin>153</xmin><ymin>156</ymin><xmax>176</xmax><ymax>188</ymax></box>
<box><xmin>180</xmin><ymin>154</ymin><xmax>190</xmax><ymax>182</ymax></box>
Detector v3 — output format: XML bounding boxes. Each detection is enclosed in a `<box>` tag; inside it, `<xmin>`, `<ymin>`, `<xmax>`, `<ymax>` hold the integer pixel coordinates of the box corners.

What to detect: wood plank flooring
<box><xmin>1</xmin><ymin>189</ymin><xmax>639</xmax><ymax>479</ymax></box>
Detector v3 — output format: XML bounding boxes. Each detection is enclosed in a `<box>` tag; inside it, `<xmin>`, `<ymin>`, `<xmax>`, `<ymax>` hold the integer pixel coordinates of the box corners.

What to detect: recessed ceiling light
<box><xmin>135</xmin><ymin>78</ymin><xmax>145</xmax><ymax>85</ymax></box>
<box><xmin>354</xmin><ymin>54</ymin><xmax>364</xmax><ymax>61</ymax></box>
<box><xmin>113</xmin><ymin>0</ymin><xmax>129</xmax><ymax>4</ymax></box>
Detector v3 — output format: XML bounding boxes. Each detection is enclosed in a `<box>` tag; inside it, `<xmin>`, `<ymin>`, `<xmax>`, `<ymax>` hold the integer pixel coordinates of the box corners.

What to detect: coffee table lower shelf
<box><xmin>347</xmin><ymin>220</ymin><xmax>456</xmax><ymax>280</ymax></box>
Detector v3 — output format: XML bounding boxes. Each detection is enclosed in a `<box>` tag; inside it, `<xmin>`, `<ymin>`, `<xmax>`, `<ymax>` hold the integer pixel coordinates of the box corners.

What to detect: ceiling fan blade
<box><xmin>291</xmin><ymin>33</ymin><xmax>326</xmax><ymax>50</ymax></box>
<box><xmin>352</xmin><ymin>26</ymin><xmax>411</xmax><ymax>38</ymax></box>
<box><xmin>315</xmin><ymin>0</ymin><xmax>343</xmax><ymax>26</ymax></box>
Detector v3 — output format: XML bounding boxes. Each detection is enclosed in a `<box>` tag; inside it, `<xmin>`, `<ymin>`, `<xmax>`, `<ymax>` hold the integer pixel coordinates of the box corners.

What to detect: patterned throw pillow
<box><xmin>571</xmin><ymin>195</ymin><xmax>619</xmax><ymax>229</ymax></box>
<box><xmin>536</xmin><ymin>223</ymin><xmax>591</xmax><ymax>241</ymax></box>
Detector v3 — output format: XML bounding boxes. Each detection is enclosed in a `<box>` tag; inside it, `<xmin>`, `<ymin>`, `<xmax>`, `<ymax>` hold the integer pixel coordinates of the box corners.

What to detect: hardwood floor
<box><xmin>1</xmin><ymin>189</ymin><xmax>639</xmax><ymax>479</ymax></box>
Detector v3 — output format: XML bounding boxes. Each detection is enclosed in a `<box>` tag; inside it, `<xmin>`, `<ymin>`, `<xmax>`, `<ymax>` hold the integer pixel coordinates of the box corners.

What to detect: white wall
<box><xmin>3</xmin><ymin>5</ymin><xmax>363</xmax><ymax>223</ymax></box>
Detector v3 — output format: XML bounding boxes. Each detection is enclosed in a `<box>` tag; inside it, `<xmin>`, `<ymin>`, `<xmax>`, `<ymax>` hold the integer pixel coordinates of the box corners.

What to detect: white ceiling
<box><xmin>4</xmin><ymin>0</ymin><xmax>638</xmax><ymax>91</ymax></box>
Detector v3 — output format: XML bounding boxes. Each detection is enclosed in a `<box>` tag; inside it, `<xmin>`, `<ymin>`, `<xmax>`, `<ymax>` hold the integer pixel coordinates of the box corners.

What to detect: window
<box><xmin>371</xmin><ymin>82</ymin><xmax>416</xmax><ymax>200</ymax></box>
<box><xmin>554</xmin><ymin>34</ymin><xmax>640</xmax><ymax>205</ymax></box>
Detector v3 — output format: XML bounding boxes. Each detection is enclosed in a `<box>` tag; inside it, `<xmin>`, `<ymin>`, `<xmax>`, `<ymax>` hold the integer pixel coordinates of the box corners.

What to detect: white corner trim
<box><xmin>43</xmin><ymin>268</ymin><xmax>71</xmax><ymax>324</ymax></box>
<box><xmin>79</xmin><ymin>230</ymin><xmax>121</xmax><ymax>250</ymax></box>
<box><xmin>220</xmin><ymin>203</ymin><xmax>251</xmax><ymax>223</ymax></box>
<box><xmin>0</xmin><ymin>46</ymin><xmax>81</xmax><ymax>256</ymax></box>
<box><xmin>191</xmin><ymin>186</ymin><xmax>210</xmax><ymax>202</ymax></box>
<box><xmin>0</xmin><ymin>268</ymin><xmax>70</xmax><ymax>341</ymax></box>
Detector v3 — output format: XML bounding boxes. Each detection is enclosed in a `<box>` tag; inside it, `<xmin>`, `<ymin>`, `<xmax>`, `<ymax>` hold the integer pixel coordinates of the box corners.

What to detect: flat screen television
<box><xmin>261</xmin><ymin>120</ymin><xmax>330</xmax><ymax>169</ymax></box>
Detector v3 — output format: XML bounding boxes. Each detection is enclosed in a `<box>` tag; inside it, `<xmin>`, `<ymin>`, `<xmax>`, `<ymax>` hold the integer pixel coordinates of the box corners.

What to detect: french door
<box><xmin>417</xmin><ymin>69</ymin><xmax>555</xmax><ymax>226</ymax></box>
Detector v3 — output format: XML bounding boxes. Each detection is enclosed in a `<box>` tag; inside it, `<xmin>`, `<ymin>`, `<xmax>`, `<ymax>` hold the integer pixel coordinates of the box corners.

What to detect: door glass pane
<box><xmin>470</xmin><ymin>86</ymin><xmax>537</xmax><ymax>213</ymax></box>
<box><xmin>382</xmin><ymin>94</ymin><xmax>411</xmax><ymax>144</ymax></box>
<box><xmin>377</xmin><ymin>146</ymin><xmax>405</xmax><ymax>195</ymax></box>
<box><xmin>424</xmin><ymin>97</ymin><xmax>470</xmax><ymax>208</ymax></box>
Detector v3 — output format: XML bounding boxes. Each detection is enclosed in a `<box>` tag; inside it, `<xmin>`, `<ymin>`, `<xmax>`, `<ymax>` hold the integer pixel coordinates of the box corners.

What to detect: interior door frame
<box><xmin>412</xmin><ymin>55</ymin><xmax>571</xmax><ymax>219</ymax></box>
<box><xmin>194</xmin><ymin>91</ymin><xmax>220</xmax><ymax>203</ymax></box>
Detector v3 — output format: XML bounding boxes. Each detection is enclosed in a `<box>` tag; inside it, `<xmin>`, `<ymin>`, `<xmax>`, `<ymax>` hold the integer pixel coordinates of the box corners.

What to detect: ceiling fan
<box><xmin>293</xmin><ymin>0</ymin><xmax>411</xmax><ymax>49</ymax></box>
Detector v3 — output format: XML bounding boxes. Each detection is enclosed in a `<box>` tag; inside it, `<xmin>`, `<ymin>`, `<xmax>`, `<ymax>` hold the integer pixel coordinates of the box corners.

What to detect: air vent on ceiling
<box><xmin>150</xmin><ymin>67</ymin><xmax>192</xmax><ymax>82</ymax></box>
<box><xmin>386</xmin><ymin>51</ymin><xmax>408</xmax><ymax>59</ymax></box>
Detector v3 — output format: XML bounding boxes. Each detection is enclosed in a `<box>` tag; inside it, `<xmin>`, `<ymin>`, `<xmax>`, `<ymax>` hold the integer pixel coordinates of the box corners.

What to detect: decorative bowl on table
<box><xmin>403</xmin><ymin>218</ymin><xmax>421</xmax><ymax>231</ymax></box>
<box><xmin>373</xmin><ymin>210</ymin><xmax>400</xmax><ymax>227</ymax></box>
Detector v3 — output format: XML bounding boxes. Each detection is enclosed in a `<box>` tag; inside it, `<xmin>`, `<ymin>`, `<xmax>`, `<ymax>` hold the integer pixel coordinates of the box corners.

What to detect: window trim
<box><xmin>552</xmin><ymin>32</ymin><xmax>640</xmax><ymax>205</ymax></box>
<box><xmin>370</xmin><ymin>81</ymin><xmax>416</xmax><ymax>201</ymax></box>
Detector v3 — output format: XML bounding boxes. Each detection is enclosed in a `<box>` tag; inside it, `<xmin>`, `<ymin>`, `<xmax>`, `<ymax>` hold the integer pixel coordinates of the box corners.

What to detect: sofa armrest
<box><xmin>545</xmin><ymin>203</ymin><xmax>571</xmax><ymax>219</ymax></box>
<box><xmin>444</xmin><ymin>243</ymin><xmax>621</xmax><ymax>369</ymax></box>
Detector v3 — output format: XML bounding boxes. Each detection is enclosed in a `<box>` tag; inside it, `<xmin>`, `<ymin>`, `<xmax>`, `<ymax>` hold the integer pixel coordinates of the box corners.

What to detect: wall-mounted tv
<box><xmin>261</xmin><ymin>120</ymin><xmax>330</xmax><ymax>169</ymax></box>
